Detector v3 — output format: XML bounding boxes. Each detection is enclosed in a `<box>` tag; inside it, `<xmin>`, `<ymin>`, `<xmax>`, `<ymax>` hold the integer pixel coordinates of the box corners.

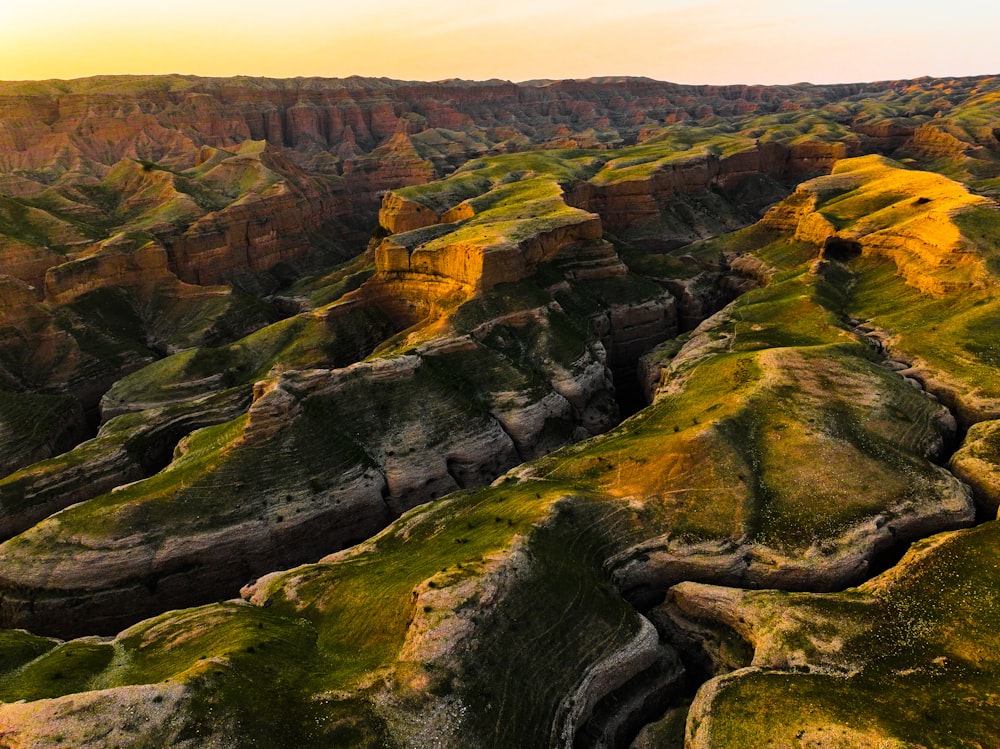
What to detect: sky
<box><xmin>1</xmin><ymin>0</ymin><xmax>998</xmax><ymax>85</ymax></box>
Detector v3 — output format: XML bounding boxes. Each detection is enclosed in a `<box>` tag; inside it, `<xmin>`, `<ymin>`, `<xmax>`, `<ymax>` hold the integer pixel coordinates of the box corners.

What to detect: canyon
<box><xmin>0</xmin><ymin>72</ymin><xmax>999</xmax><ymax>748</ymax></box>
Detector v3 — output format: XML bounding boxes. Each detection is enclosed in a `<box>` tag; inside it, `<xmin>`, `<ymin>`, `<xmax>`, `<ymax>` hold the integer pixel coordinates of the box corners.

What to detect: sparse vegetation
<box><xmin>1</xmin><ymin>74</ymin><xmax>1000</xmax><ymax>748</ymax></box>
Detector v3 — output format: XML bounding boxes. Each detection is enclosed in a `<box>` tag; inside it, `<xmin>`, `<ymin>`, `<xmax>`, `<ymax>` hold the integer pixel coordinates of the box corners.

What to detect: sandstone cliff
<box><xmin>0</xmin><ymin>76</ymin><xmax>1000</xmax><ymax>749</ymax></box>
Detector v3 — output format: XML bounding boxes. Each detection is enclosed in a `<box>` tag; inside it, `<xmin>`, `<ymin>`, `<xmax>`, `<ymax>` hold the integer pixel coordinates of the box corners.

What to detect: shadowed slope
<box><xmin>1</xmin><ymin>157</ymin><xmax>997</xmax><ymax>748</ymax></box>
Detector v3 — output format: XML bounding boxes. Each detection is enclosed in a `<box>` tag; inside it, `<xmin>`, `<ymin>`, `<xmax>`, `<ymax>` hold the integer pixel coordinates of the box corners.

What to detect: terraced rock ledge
<box><xmin>1</xmin><ymin>74</ymin><xmax>1000</xmax><ymax>747</ymax></box>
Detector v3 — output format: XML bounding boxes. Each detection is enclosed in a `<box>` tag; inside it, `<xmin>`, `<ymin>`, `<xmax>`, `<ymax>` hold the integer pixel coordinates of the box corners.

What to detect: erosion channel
<box><xmin>3</xmin><ymin>74</ymin><xmax>1000</xmax><ymax>748</ymax></box>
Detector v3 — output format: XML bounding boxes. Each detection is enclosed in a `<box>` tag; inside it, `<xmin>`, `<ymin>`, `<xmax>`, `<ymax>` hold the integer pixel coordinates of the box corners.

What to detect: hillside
<box><xmin>0</xmin><ymin>73</ymin><xmax>999</xmax><ymax>748</ymax></box>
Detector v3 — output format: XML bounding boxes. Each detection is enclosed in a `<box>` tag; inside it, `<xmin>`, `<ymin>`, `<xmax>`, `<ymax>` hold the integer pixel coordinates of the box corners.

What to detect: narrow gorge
<box><xmin>0</xmin><ymin>73</ymin><xmax>999</xmax><ymax>748</ymax></box>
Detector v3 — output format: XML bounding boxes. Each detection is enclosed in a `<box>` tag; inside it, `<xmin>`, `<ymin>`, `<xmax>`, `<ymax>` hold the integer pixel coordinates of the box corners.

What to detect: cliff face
<box><xmin>2</xmin><ymin>77</ymin><xmax>1000</xmax><ymax>748</ymax></box>
<box><xmin>760</xmin><ymin>154</ymin><xmax>992</xmax><ymax>294</ymax></box>
<box><xmin>0</xmin><ymin>76</ymin><xmax>898</xmax><ymax>179</ymax></box>
<box><xmin>0</xmin><ymin>295</ymin><xmax>622</xmax><ymax>637</ymax></box>
<box><xmin>1</xmin><ymin>73</ymin><xmax>996</xmax><ymax>321</ymax></box>
<box><xmin>565</xmin><ymin>140</ymin><xmax>853</xmax><ymax>240</ymax></box>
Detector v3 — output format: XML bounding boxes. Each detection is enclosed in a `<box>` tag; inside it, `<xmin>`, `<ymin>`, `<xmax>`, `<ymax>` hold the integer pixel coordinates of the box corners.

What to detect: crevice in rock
<box><xmin>488</xmin><ymin>414</ymin><xmax>529</xmax><ymax>464</ymax></box>
<box><xmin>864</xmin><ymin>534</ymin><xmax>914</xmax><ymax>580</ymax></box>
<box><xmin>131</xmin><ymin>425</ymin><xmax>195</xmax><ymax>477</ymax></box>
<box><xmin>585</xmin><ymin>309</ymin><xmax>988</xmax><ymax>748</ymax></box>
<box><xmin>609</xmin><ymin>364</ymin><xmax>648</xmax><ymax>420</ymax></box>
<box><xmin>848</xmin><ymin>316</ymin><xmax>969</xmax><ymax>466</ymax></box>
<box><xmin>573</xmin><ymin>650</ymin><xmax>691</xmax><ymax>749</ymax></box>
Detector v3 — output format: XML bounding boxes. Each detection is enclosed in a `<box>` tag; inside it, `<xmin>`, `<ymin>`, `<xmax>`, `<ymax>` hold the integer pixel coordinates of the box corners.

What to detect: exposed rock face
<box><xmin>2</xmin><ymin>78</ymin><xmax>1000</xmax><ymax>749</ymax></box>
<box><xmin>378</xmin><ymin>191</ymin><xmax>442</xmax><ymax>234</ymax></box>
<box><xmin>0</xmin><ymin>243</ymin><xmax>68</xmax><ymax>294</ymax></box>
<box><xmin>760</xmin><ymin>154</ymin><xmax>992</xmax><ymax>294</ymax></box>
<box><xmin>165</xmin><ymin>183</ymin><xmax>335</xmax><ymax>286</ymax></box>
<box><xmin>1</xmin><ymin>73</ymin><xmax>993</xmax><ymax>309</ymax></box>
<box><xmin>43</xmin><ymin>240</ymin><xmax>175</xmax><ymax>303</ymax></box>
<box><xmin>375</xmin><ymin>213</ymin><xmax>604</xmax><ymax>291</ymax></box>
<box><xmin>0</xmin><ymin>393</ymin><xmax>89</xmax><ymax>481</ymax></box>
<box><xmin>0</xmin><ymin>683</ymin><xmax>201</xmax><ymax>749</ymax></box>
<box><xmin>0</xmin><ymin>293</ymin><xmax>620</xmax><ymax>636</ymax></box>
<box><xmin>950</xmin><ymin>419</ymin><xmax>1000</xmax><ymax>516</ymax></box>
<box><xmin>0</xmin><ymin>75</ymin><xmax>945</xmax><ymax>183</ymax></box>
<box><xmin>0</xmin><ymin>388</ymin><xmax>250</xmax><ymax>541</ymax></box>
<box><xmin>567</xmin><ymin>141</ymin><xmax>852</xmax><ymax>239</ymax></box>
<box><xmin>551</xmin><ymin>616</ymin><xmax>681</xmax><ymax>748</ymax></box>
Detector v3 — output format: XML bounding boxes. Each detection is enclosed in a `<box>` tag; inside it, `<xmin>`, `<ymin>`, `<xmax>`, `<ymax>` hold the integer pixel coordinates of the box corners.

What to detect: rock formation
<box><xmin>0</xmin><ymin>74</ymin><xmax>999</xmax><ymax>749</ymax></box>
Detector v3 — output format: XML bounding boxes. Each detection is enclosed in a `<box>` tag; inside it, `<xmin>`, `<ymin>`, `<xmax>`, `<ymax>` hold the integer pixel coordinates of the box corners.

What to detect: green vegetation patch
<box><xmin>0</xmin><ymin>390</ymin><xmax>82</xmax><ymax>473</ymax></box>
<box><xmin>692</xmin><ymin>521</ymin><xmax>1000</xmax><ymax>747</ymax></box>
<box><xmin>454</xmin><ymin>497</ymin><xmax>645</xmax><ymax>745</ymax></box>
<box><xmin>252</xmin><ymin>478</ymin><xmax>572</xmax><ymax>691</ymax></box>
<box><xmin>104</xmin><ymin>301</ymin><xmax>396</xmax><ymax>407</ymax></box>
<box><xmin>850</xmin><ymin>259</ymin><xmax>1000</xmax><ymax>412</ymax></box>
<box><xmin>395</xmin><ymin>149</ymin><xmax>603</xmax><ymax>215</ymax></box>
<box><xmin>0</xmin><ymin>628</ymin><xmax>59</xmax><ymax>679</ymax></box>
<box><xmin>953</xmin><ymin>205</ymin><xmax>1000</xmax><ymax>277</ymax></box>
<box><xmin>0</xmin><ymin>638</ymin><xmax>114</xmax><ymax>701</ymax></box>
<box><xmin>415</xmin><ymin>177</ymin><xmax>594</xmax><ymax>253</ymax></box>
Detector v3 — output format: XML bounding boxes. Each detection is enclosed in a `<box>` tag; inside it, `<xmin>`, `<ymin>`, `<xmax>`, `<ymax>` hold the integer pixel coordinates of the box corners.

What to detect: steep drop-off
<box><xmin>1</xmin><ymin>75</ymin><xmax>1000</xmax><ymax>748</ymax></box>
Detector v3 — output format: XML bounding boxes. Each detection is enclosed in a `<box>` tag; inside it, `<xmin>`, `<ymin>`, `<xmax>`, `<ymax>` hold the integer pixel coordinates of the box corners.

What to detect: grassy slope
<box><xmin>687</xmin><ymin>520</ymin><xmax>1000</xmax><ymax>748</ymax></box>
<box><xmin>675</xmin><ymin>158</ymin><xmax>1000</xmax><ymax>747</ymax></box>
<box><xmin>1</xmin><ymin>75</ymin><xmax>1000</xmax><ymax>745</ymax></box>
<box><xmin>2</xmin><ymin>156</ymin><xmax>995</xmax><ymax>747</ymax></box>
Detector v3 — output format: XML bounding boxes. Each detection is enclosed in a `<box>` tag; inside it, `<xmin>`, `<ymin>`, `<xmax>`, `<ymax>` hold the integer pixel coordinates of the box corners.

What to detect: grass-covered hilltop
<box><xmin>0</xmin><ymin>72</ymin><xmax>999</xmax><ymax>747</ymax></box>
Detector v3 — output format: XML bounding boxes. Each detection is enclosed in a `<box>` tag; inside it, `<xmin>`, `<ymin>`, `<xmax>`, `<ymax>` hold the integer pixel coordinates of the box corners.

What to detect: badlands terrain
<box><xmin>0</xmin><ymin>73</ymin><xmax>998</xmax><ymax>746</ymax></box>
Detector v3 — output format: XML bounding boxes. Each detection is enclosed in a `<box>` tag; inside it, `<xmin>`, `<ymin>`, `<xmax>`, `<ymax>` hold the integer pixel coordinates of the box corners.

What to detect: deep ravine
<box><xmin>604</xmin><ymin>314</ymin><xmax>984</xmax><ymax>749</ymax></box>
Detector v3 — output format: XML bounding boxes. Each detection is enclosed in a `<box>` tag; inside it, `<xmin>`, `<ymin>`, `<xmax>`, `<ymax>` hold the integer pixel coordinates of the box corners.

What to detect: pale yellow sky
<box><xmin>1</xmin><ymin>0</ymin><xmax>997</xmax><ymax>84</ymax></box>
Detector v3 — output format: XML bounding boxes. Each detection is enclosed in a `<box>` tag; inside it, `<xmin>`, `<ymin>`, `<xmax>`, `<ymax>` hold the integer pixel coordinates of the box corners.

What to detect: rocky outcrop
<box><xmin>761</xmin><ymin>155</ymin><xmax>993</xmax><ymax>294</ymax></box>
<box><xmin>0</xmin><ymin>388</ymin><xmax>250</xmax><ymax>540</ymax></box>
<box><xmin>0</xmin><ymin>75</ymin><xmax>928</xmax><ymax>181</ymax></box>
<box><xmin>0</xmin><ymin>242</ymin><xmax>69</xmax><ymax>293</ymax></box>
<box><xmin>0</xmin><ymin>458</ymin><xmax>395</xmax><ymax>637</ymax></box>
<box><xmin>906</xmin><ymin>122</ymin><xmax>977</xmax><ymax>159</ymax></box>
<box><xmin>0</xmin><ymin>394</ymin><xmax>89</xmax><ymax>482</ymax></box>
<box><xmin>43</xmin><ymin>239</ymin><xmax>175</xmax><ymax>303</ymax></box>
<box><xmin>0</xmin><ymin>683</ymin><xmax>201</xmax><ymax>749</ymax></box>
<box><xmin>758</xmin><ymin>186</ymin><xmax>837</xmax><ymax>244</ymax></box>
<box><xmin>376</xmin><ymin>212</ymin><xmax>603</xmax><ymax>291</ymax></box>
<box><xmin>551</xmin><ymin>616</ymin><xmax>682</xmax><ymax>749</ymax></box>
<box><xmin>166</xmin><ymin>183</ymin><xmax>334</xmax><ymax>286</ymax></box>
<box><xmin>609</xmin><ymin>472</ymin><xmax>971</xmax><ymax>602</ymax></box>
<box><xmin>0</xmin><ymin>300</ymin><xmax>620</xmax><ymax>636</ymax></box>
<box><xmin>593</xmin><ymin>292</ymin><xmax>679</xmax><ymax>398</ymax></box>
<box><xmin>950</xmin><ymin>419</ymin><xmax>1000</xmax><ymax>517</ymax></box>
<box><xmin>1</xmin><ymin>75</ymin><xmax>1000</xmax><ymax>747</ymax></box>
<box><xmin>566</xmin><ymin>140</ymin><xmax>853</xmax><ymax>241</ymax></box>
<box><xmin>343</xmin><ymin>125</ymin><xmax>437</xmax><ymax>202</ymax></box>
<box><xmin>378</xmin><ymin>191</ymin><xmax>442</xmax><ymax>234</ymax></box>
<box><xmin>0</xmin><ymin>275</ymin><xmax>45</xmax><ymax>322</ymax></box>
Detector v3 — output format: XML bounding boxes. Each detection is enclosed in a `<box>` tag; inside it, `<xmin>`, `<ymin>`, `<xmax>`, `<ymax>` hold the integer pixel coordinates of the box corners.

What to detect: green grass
<box><xmin>0</xmin><ymin>628</ymin><xmax>58</xmax><ymax>679</ymax></box>
<box><xmin>454</xmin><ymin>497</ymin><xmax>645</xmax><ymax>746</ymax></box>
<box><xmin>850</xmin><ymin>259</ymin><xmax>1000</xmax><ymax>413</ymax></box>
<box><xmin>953</xmin><ymin>205</ymin><xmax>1000</xmax><ymax>276</ymax></box>
<box><xmin>0</xmin><ymin>639</ymin><xmax>115</xmax><ymax>701</ymax></box>
<box><xmin>590</xmin><ymin>131</ymin><xmax>754</xmax><ymax>186</ymax></box>
<box><xmin>0</xmin><ymin>390</ymin><xmax>82</xmax><ymax>472</ymax></box>
<box><xmin>523</xmin><ymin>249</ymin><xmax>957</xmax><ymax>551</ymax></box>
<box><xmin>394</xmin><ymin>150</ymin><xmax>604</xmax><ymax>215</ymax></box>
<box><xmin>411</xmin><ymin>177</ymin><xmax>595</xmax><ymax>254</ymax></box>
<box><xmin>104</xmin><ymin>301</ymin><xmax>397</xmax><ymax>407</ymax></box>
<box><xmin>0</xmin><ymin>196</ymin><xmax>67</xmax><ymax>249</ymax></box>
<box><xmin>691</xmin><ymin>521</ymin><xmax>1000</xmax><ymax>748</ymax></box>
<box><xmin>0</xmin><ymin>479</ymin><xmax>598</xmax><ymax>744</ymax></box>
